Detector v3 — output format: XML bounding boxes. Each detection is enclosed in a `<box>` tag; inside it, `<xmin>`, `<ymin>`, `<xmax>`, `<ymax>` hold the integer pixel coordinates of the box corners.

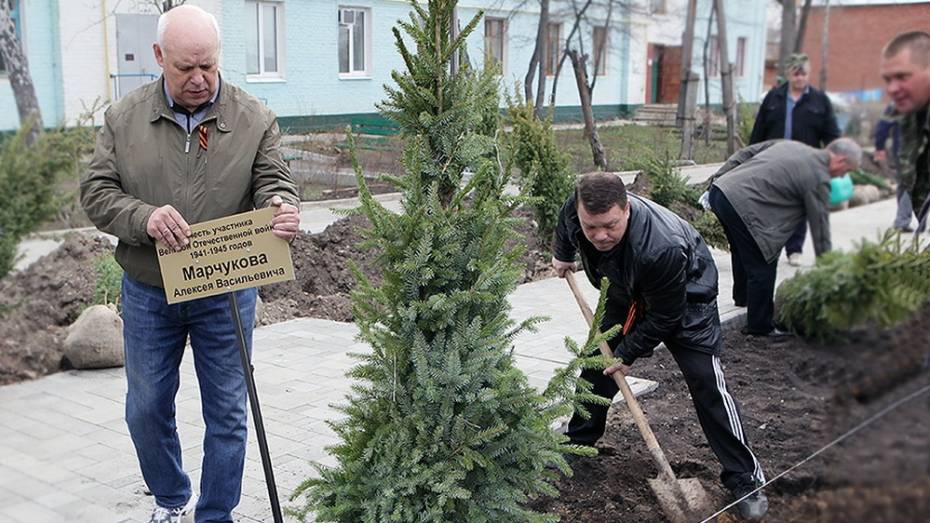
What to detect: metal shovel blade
<box><xmin>648</xmin><ymin>476</ymin><xmax>713</xmax><ymax>523</ymax></box>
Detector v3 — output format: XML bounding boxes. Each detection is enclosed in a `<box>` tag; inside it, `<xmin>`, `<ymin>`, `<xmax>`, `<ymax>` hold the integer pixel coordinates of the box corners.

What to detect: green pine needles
<box><xmin>506</xmin><ymin>95</ymin><xmax>575</xmax><ymax>251</ymax></box>
<box><xmin>289</xmin><ymin>1</ymin><xmax>609</xmax><ymax>521</ymax></box>
<box><xmin>776</xmin><ymin>230</ymin><xmax>930</xmax><ymax>342</ymax></box>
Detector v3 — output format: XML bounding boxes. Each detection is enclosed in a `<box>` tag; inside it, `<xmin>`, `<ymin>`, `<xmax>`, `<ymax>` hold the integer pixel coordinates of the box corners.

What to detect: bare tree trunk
<box><xmin>676</xmin><ymin>0</ymin><xmax>698</xmax><ymax>128</ymax></box>
<box><xmin>534</xmin><ymin>18</ymin><xmax>548</xmax><ymax>118</ymax></box>
<box><xmin>819</xmin><ymin>0</ymin><xmax>831</xmax><ymax>90</ymax></box>
<box><xmin>779</xmin><ymin>0</ymin><xmax>797</xmax><ymax>80</ymax></box>
<box><xmin>549</xmin><ymin>0</ymin><xmax>595</xmax><ymax>107</ymax></box>
<box><xmin>0</xmin><ymin>2</ymin><xmax>42</xmax><ymax>145</ymax></box>
<box><xmin>794</xmin><ymin>0</ymin><xmax>813</xmax><ymax>53</ymax></box>
<box><xmin>524</xmin><ymin>0</ymin><xmax>548</xmax><ymax>104</ymax></box>
<box><xmin>702</xmin><ymin>3</ymin><xmax>715</xmax><ymax>146</ymax></box>
<box><xmin>679</xmin><ymin>72</ymin><xmax>699</xmax><ymax>161</ymax></box>
<box><xmin>567</xmin><ymin>49</ymin><xmax>607</xmax><ymax>170</ymax></box>
<box><xmin>714</xmin><ymin>0</ymin><xmax>737</xmax><ymax>156</ymax></box>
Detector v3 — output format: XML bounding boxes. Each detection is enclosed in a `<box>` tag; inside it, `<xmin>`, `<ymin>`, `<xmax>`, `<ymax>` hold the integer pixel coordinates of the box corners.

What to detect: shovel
<box><xmin>565</xmin><ymin>271</ymin><xmax>712</xmax><ymax>523</ymax></box>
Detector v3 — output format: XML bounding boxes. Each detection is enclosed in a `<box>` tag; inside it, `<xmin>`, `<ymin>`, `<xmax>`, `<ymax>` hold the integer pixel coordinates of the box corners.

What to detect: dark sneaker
<box><xmin>148</xmin><ymin>495</ymin><xmax>195</xmax><ymax>523</ymax></box>
<box><xmin>732</xmin><ymin>484</ymin><xmax>768</xmax><ymax>521</ymax></box>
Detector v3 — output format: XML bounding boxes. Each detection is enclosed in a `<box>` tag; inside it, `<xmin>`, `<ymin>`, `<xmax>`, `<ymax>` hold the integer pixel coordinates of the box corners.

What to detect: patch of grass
<box><xmin>555</xmin><ymin>124</ymin><xmax>730</xmax><ymax>173</ymax></box>
<box><xmin>92</xmin><ymin>253</ymin><xmax>123</xmax><ymax>311</ymax></box>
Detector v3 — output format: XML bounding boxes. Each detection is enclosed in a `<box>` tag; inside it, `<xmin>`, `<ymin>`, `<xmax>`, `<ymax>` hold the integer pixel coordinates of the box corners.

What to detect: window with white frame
<box><xmin>0</xmin><ymin>0</ymin><xmax>22</xmax><ymax>74</ymax></box>
<box><xmin>592</xmin><ymin>26</ymin><xmax>607</xmax><ymax>76</ymax></box>
<box><xmin>339</xmin><ymin>7</ymin><xmax>370</xmax><ymax>77</ymax></box>
<box><xmin>544</xmin><ymin>22</ymin><xmax>561</xmax><ymax>76</ymax></box>
<box><xmin>484</xmin><ymin>17</ymin><xmax>506</xmax><ymax>73</ymax></box>
<box><xmin>246</xmin><ymin>1</ymin><xmax>284</xmax><ymax>79</ymax></box>
<box><xmin>736</xmin><ymin>37</ymin><xmax>747</xmax><ymax>77</ymax></box>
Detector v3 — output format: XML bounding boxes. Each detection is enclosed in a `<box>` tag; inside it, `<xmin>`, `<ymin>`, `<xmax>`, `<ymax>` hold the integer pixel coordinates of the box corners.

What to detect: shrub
<box><xmin>632</xmin><ymin>151</ymin><xmax>699</xmax><ymax>209</ymax></box>
<box><xmin>737</xmin><ymin>101</ymin><xmax>758</xmax><ymax>147</ymax></box>
<box><xmin>92</xmin><ymin>253</ymin><xmax>123</xmax><ymax>311</ymax></box>
<box><xmin>0</xmin><ymin>124</ymin><xmax>92</xmax><ymax>278</ymax></box>
<box><xmin>506</xmin><ymin>95</ymin><xmax>575</xmax><ymax>250</ymax></box>
<box><xmin>776</xmin><ymin>231</ymin><xmax>930</xmax><ymax>342</ymax></box>
<box><xmin>691</xmin><ymin>210</ymin><xmax>729</xmax><ymax>252</ymax></box>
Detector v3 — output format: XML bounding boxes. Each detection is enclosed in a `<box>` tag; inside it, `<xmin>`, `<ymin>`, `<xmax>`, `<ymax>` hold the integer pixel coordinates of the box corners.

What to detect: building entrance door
<box><xmin>114</xmin><ymin>14</ymin><xmax>160</xmax><ymax>99</ymax></box>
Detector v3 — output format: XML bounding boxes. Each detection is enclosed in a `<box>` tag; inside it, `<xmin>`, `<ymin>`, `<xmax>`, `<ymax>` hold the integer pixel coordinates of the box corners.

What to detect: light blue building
<box><xmin>0</xmin><ymin>0</ymin><xmax>767</xmax><ymax>133</ymax></box>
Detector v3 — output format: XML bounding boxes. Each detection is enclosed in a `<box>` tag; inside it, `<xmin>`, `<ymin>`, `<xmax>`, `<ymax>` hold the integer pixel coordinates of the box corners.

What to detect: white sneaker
<box><xmin>148</xmin><ymin>495</ymin><xmax>196</xmax><ymax>523</ymax></box>
<box><xmin>787</xmin><ymin>253</ymin><xmax>802</xmax><ymax>267</ymax></box>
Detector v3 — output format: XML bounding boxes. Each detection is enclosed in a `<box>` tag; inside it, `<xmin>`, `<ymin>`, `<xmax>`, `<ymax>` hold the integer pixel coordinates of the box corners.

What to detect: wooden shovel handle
<box><xmin>565</xmin><ymin>271</ymin><xmax>679</xmax><ymax>484</ymax></box>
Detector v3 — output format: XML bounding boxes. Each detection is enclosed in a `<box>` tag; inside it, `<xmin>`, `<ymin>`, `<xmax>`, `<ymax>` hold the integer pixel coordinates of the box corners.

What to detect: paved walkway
<box><xmin>1</xmin><ymin>194</ymin><xmax>899</xmax><ymax>522</ymax></box>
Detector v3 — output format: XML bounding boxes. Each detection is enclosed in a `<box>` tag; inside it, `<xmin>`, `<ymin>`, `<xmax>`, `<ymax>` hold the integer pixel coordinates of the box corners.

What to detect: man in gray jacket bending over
<box><xmin>708</xmin><ymin>138</ymin><xmax>861</xmax><ymax>337</ymax></box>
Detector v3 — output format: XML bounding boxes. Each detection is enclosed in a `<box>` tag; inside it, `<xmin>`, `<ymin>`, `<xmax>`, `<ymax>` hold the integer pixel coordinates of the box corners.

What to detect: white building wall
<box><xmin>56</xmin><ymin>0</ymin><xmax>221</xmax><ymax>126</ymax></box>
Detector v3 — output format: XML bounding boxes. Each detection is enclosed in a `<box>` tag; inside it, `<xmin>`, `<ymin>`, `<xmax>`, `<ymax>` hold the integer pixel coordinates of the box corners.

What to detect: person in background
<box><xmin>880</xmin><ymin>31</ymin><xmax>930</xmax><ymax>229</ymax></box>
<box><xmin>707</xmin><ymin>138</ymin><xmax>861</xmax><ymax>338</ymax></box>
<box><xmin>749</xmin><ymin>53</ymin><xmax>841</xmax><ymax>266</ymax></box>
<box><xmin>875</xmin><ymin>103</ymin><xmax>922</xmax><ymax>232</ymax></box>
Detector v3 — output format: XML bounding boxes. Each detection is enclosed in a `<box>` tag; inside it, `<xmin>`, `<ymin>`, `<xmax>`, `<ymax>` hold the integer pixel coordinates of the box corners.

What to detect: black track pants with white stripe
<box><xmin>565</xmin><ymin>344</ymin><xmax>765</xmax><ymax>491</ymax></box>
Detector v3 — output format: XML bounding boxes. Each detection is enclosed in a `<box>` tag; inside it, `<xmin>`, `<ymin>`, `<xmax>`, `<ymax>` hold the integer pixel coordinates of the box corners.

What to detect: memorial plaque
<box><xmin>156</xmin><ymin>207</ymin><xmax>295</xmax><ymax>304</ymax></box>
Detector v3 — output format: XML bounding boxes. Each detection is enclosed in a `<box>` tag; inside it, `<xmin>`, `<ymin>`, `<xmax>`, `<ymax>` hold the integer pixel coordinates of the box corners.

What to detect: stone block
<box><xmin>63</xmin><ymin>305</ymin><xmax>123</xmax><ymax>370</ymax></box>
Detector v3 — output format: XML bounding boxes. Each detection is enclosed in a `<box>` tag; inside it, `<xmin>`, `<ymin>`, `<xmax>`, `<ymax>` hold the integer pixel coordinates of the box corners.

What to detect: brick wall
<box><xmin>801</xmin><ymin>2</ymin><xmax>930</xmax><ymax>94</ymax></box>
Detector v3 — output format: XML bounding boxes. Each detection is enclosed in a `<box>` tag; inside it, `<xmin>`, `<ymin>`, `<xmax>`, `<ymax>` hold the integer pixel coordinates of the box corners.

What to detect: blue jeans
<box><xmin>121</xmin><ymin>275</ymin><xmax>256</xmax><ymax>523</ymax></box>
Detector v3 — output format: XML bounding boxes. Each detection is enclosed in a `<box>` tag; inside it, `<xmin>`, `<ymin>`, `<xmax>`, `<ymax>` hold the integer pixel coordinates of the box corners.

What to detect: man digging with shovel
<box><xmin>552</xmin><ymin>173</ymin><xmax>768</xmax><ymax>520</ymax></box>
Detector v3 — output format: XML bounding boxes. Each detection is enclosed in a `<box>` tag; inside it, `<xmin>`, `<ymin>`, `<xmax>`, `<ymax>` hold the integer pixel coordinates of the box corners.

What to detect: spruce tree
<box><xmin>289</xmin><ymin>1</ymin><xmax>611</xmax><ymax>521</ymax></box>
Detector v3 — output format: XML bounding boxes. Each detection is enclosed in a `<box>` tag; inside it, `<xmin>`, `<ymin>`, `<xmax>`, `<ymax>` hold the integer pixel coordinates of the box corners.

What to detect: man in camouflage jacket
<box><xmin>881</xmin><ymin>31</ymin><xmax>930</xmax><ymax>224</ymax></box>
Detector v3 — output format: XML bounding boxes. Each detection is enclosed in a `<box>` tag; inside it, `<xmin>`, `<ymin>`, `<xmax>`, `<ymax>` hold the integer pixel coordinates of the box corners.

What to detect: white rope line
<box><xmin>699</xmin><ymin>382</ymin><xmax>930</xmax><ymax>523</ymax></box>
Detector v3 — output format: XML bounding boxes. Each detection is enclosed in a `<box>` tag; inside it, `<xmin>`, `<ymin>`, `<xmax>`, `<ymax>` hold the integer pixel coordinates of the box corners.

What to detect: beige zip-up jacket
<box><xmin>81</xmin><ymin>78</ymin><xmax>299</xmax><ymax>287</ymax></box>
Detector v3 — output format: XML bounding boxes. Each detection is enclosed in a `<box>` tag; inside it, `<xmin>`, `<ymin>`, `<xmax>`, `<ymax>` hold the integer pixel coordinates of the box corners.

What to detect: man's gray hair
<box><xmin>156</xmin><ymin>5</ymin><xmax>221</xmax><ymax>50</ymax></box>
<box><xmin>826</xmin><ymin>138</ymin><xmax>863</xmax><ymax>168</ymax></box>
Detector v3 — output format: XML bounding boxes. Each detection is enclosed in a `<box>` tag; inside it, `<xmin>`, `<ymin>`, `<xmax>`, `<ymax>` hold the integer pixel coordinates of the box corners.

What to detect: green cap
<box><xmin>786</xmin><ymin>53</ymin><xmax>809</xmax><ymax>71</ymax></box>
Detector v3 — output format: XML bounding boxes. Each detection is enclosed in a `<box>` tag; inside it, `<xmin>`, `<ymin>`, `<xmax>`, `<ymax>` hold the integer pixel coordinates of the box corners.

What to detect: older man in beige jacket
<box><xmin>80</xmin><ymin>5</ymin><xmax>299</xmax><ymax>523</ymax></box>
<box><xmin>707</xmin><ymin>138</ymin><xmax>861</xmax><ymax>337</ymax></box>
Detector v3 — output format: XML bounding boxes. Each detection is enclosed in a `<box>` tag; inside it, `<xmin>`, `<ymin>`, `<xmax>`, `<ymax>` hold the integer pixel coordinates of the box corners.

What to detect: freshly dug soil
<box><xmin>530</xmin><ymin>305</ymin><xmax>930</xmax><ymax>522</ymax></box>
<box><xmin>259</xmin><ymin>207</ymin><xmax>554</xmax><ymax>324</ymax></box>
<box><xmin>0</xmin><ymin>235</ymin><xmax>114</xmax><ymax>384</ymax></box>
<box><xmin>1</xmin><ymin>209</ymin><xmax>555</xmax><ymax>382</ymax></box>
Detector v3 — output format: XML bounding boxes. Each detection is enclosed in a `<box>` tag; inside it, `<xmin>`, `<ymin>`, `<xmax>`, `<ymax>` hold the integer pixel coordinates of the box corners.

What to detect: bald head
<box><xmin>153</xmin><ymin>5</ymin><xmax>220</xmax><ymax>112</ymax></box>
<box><xmin>156</xmin><ymin>5</ymin><xmax>220</xmax><ymax>52</ymax></box>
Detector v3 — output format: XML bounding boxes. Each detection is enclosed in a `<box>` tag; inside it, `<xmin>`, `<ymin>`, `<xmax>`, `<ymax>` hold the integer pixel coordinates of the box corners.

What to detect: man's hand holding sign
<box><xmin>149</xmin><ymin>196</ymin><xmax>298</xmax><ymax>253</ymax></box>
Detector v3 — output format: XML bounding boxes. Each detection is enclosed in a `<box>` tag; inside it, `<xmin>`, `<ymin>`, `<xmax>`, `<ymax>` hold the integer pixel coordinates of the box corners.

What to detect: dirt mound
<box><xmin>260</xmin><ymin>213</ymin><xmax>380</xmax><ymax>323</ymax></box>
<box><xmin>259</xmin><ymin>209</ymin><xmax>555</xmax><ymax>323</ymax></box>
<box><xmin>1</xmin><ymin>208</ymin><xmax>555</xmax><ymax>383</ymax></box>
<box><xmin>0</xmin><ymin>235</ymin><xmax>113</xmax><ymax>384</ymax></box>
<box><xmin>530</xmin><ymin>303</ymin><xmax>930</xmax><ymax>522</ymax></box>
